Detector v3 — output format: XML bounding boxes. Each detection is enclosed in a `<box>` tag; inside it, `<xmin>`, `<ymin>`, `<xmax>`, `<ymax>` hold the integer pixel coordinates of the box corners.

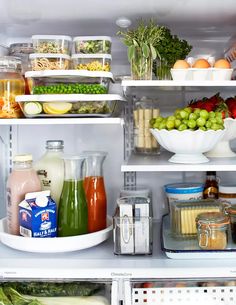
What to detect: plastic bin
<box><xmin>72</xmin><ymin>54</ymin><xmax>111</xmax><ymax>71</ymax></box>
<box><xmin>29</xmin><ymin>53</ymin><xmax>70</xmax><ymax>71</ymax></box>
<box><xmin>73</xmin><ymin>36</ymin><xmax>111</xmax><ymax>54</ymax></box>
<box><xmin>32</xmin><ymin>35</ymin><xmax>72</xmax><ymax>55</ymax></box>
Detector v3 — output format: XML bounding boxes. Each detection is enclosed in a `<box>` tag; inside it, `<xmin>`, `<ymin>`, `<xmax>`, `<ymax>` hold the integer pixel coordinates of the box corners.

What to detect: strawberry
<box><xmin>231</xmin><ymin>108</ymin><xmax>236</xmax><ymax>119</ymax></box>
<box><xmin>226</xmin><ymin>97</ymin><xmax>236</xmax><ymax>118</ymax></box>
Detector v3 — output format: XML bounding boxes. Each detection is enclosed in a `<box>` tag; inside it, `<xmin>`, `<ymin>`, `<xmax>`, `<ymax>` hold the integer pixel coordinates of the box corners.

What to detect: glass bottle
<box><xmin>83</xmin><ymin>151</ymin><xmax>107</xmax><ymax>233</ymax></box>
<box><xmin>203</xmin><ymin>171</ymin><xmax>219</xmax><ymax>199</ymax></box>
<box><xmin>58</xmin><ymin>155</ymin><xmax>88</xmax><ymax>237</ymax></box>
<box><xmin>34</xmin><ymin>140</ymin><xmax>64</xmax><ymax>206</ymax></box>
<box><xmin>0</xmin><ymin>56</ymin><xmax>25</xmax><ymax>118</ymax></box>
<box><xmin>6</xmin><ymin>154</ymin><xmax>41</xmax><ymax>235</ymax></box>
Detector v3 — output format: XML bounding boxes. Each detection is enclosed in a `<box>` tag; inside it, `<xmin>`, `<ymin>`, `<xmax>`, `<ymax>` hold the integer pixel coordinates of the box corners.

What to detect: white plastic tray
<box><xmin>161</xmin><ymin>214</ymin><xmax>236</xmax><ymax>259</ymax></box>
<box><xmin>15</xmin><ymin>94</ymin><xmax>126</xmax><ymax>102</ymax></box>
<box><xmin>25</xmin><ymin>70</ymin><xmax>114</xmax><ymax>82</ymax></box>
<box><xmin>0</xmin><ymin>217</ymin><xmax>112</xmax><ymax>253</ymax></box>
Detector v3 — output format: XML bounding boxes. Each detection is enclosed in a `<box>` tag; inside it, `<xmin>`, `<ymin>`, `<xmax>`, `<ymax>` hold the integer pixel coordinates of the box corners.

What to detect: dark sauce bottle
<box><xmin>203</xmin><ymin>171</ymin><xmax>219</xmax><ymax>199</ymax></box>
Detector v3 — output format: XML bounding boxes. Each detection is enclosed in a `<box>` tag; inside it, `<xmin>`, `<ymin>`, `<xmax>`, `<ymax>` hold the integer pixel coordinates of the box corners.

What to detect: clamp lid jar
<box><xmin>196</xmin><ymin>212</ymin><xmax>229</xmax><ymax>250</ymax></box>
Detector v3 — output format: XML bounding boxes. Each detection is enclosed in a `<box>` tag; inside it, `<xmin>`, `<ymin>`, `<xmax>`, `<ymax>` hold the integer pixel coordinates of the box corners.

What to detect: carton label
<box><xmin>19</xmin><ymin>191</ymin><xmax>57</xmax><ymax>238</ymax></box>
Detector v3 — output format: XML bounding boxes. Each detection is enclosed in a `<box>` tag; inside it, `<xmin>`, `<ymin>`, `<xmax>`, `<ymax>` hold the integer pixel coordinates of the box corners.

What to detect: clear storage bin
<box><xmin>32</xmin><ymin>35</ymin><xmax>72</xmax><ymax>55</ymax></box>
<box><xmin>133</xmin><ymin>97</ymin><xmax>160</xmax><ymax>154</ymax></box>
<box><xmin>170</xmin><ymin>199</ymin><xmax>223</xmax><ymax>238</ymax></box>
<box><xmin>113</xmin><ymin>196</ymin><xmax>152</xmax><ymax>255</ymax></box>
<box><xmin>73</xmin><ymin>36</ymin><xmax>111</xmax><ymax>54</ymax></box>
<box><xmin>72</xmin><ymin>54</ymin><xmax>111</xmax><ymax>71</ymax></box>
<box><xmin>29</xmin><ymin>53</ymin><xmax>70</xmax><ymax>71</ymax></box>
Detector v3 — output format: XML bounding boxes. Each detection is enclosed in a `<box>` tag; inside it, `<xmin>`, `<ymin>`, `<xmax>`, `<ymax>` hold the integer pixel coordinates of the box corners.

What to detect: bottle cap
<box><xmin>14</xmin><ymin>154</ymin><xmax>32</xmax><ymax>162</ymax></box>
<box><xmin>46</xmin><ymin>140</ymin><xmax>64</xmax><ymax>149</ymax></box>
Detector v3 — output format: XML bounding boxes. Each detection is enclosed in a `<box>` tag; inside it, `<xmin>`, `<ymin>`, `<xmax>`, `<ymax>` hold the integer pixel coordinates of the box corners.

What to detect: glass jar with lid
<box><xmin>196</xmin><ymin>212</ymin><xmax>229</xmax><ymax>250</ymax></box>
<box><xmin>225</xmin><ymin>205</ymin><xmax>236</xmax><ymax>244</ymax></box>
<box><xmin>133</xmin><ymin>96</ymin><xmax>160</xmax><ymax>154</ymax></box>
<box><xmin>0</xmin><ymin>56</ymin><xmax>25</xmax><ymax>118</ymax></box>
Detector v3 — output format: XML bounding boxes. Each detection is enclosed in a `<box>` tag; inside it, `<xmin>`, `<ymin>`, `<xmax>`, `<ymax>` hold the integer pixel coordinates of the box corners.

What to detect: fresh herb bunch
<box><xmin>117</xmin><ymin>19</ymin><xmax>166</xmax><ymax>62</ymax></box>
<box><xmin>154</xmin><ymin>27</ymin><xmax>192</xmax><ymax>66</ymax></box>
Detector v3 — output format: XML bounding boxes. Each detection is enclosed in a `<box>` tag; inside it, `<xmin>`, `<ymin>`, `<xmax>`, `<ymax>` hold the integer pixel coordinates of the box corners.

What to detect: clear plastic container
<box><xmin>196</xmin><ymin>212</ymin><xmax>229</xmax><ymax>250</ymax></box>
<box><xmin>170</xmin><ymin>199</ymin><xmax>223</xmax><ymax>238</ymax></box>
<box><xmin>0</xmin><ymin>56</ymin><xmax>25</xmax><ymax>118</ymax></box>
<box><xmin>71</xmin><ymin>54</ymin><xmax>111</xmax><ymax>72</ymax></box>
<box><xmin>113</xmin><ymin>196</ymin><xmax>152</xmax><ymax>255</ymax></box>
<box><xmin>32</xmin><ymin>35</ymin><xmax>72</xmax><ymax>55</ymax></box>
<box><xmin>73</xmin><ymin>36</ymin><xmax>112</xmax><ymax>54</ymax></box>
<box><xmin>133</xmin><ymin>97</ymin><xmax>160</xmax><ymax>154</ymax></box>
<box><xmin>9</xmin><ymin>43</ymin><xmax>33</xmax><ymax>74</ymax></box>
<box><xmin>29</xmin><ymin>53</ymin><xmax>70</xmax><ymax>71</ymax></box>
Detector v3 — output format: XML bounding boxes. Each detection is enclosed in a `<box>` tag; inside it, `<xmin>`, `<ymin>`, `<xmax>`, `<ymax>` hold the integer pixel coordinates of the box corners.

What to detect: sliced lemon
<box><xmin>43</xmin><ymin>102</ymin><xmax>72</xmax><ymax>115</ymax></box>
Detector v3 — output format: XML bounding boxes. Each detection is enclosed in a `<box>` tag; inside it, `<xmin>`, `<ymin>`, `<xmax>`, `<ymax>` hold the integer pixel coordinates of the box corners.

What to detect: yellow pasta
<box><xmin>31</xmin><ymin>58</ymin><xmax>69</xmax><ymax>71</ymax></box>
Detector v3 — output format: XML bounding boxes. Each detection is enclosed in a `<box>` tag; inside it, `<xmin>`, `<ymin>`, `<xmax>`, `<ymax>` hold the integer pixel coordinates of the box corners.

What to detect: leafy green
<box><xmin>0</xmin><ymin>287</ymin><xmax>12</xmax><ymax>305</ymax></box>
<box><xmin>117</xmin><ymin>19</ymin><xmax>166</xmax><ymax>61</ymax></box>
<box><xmin>3</xmin><ymin>282</ymin><xmax>103</xmax><ymax>297</ymax></box>
<box><xmin>3</xmin><ymin>287</ymin><xmax>41</xmax><ymax>305</ymax></box>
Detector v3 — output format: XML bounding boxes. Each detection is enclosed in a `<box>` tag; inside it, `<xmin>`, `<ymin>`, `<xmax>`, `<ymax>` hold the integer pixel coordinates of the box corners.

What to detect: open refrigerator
<box><xmin>0</xmin><ymin>0</ymin><xmax>236</xmax><ymax>305</ymax></box>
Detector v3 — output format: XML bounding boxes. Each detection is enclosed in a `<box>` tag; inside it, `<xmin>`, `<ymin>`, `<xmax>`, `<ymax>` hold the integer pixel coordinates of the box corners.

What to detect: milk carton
<box><xmin>19</xmin><ymin>190</ymin><xmax>57</xmax><ymax>238</ymax></box>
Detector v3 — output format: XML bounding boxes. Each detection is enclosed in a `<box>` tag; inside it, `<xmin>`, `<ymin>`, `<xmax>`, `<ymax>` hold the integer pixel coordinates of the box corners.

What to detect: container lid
<box><xmin>32</xmin><ymin>35</ymin><xmax>72</xmax><ymax>41</ymax></box>
<box><xmin>164</xmin><ymin>183</ymin><xmax>204</xmax><ymax>194</ymax></box>
<box><xmin>117</xmin><ymin>196</ymin><xmax>150</xmax><ymax>206</ymax></box>
<box><xmin>219</xmin><ymin>184</ymin><xmax>236</xmax><ymax>194</ymax></box>
<box><xmin>71</xmin><ymin>53</ymin><xmax>112</xmax><ymax>60</ymax></box>
<box><xmin>46</xmin><ymin>140</ymin><xmax>64</xmax><ymax>149</ymax></box>
<box><xmin>14</xmin><ymin>154</ymin><xmax>32</xmax><ymax>162</ymax></box>
<box><xmin>82</xmin><ymin>150</ymin><xmax>108</xmax><ymax>157</ymax></box>
<box><xmin>0</xmin><ymin>56</ymin><xmax>22</xmax><ymax>72</ymax></box>
<box><xmin>196</xmin><ymin>212</ymin><xmax>230</xmax><ymax>227</ymax></box>
<box><xmin>9</xmin><ymin>43</ymin><xmax>33</xmax><ymax>54</ymax></box>
<box><xmin>226</xmin><ymin>205</ymin><xmax>236</xmax><ymax>215</ymax></box>
<box><xmin>29</xmin><ymin>53</ymin><xmax>71</xmax><ymax>60</ymax></box>
<box><xmin>120</xmin><ymin>185</ymin><xmax>151</xmax><ymax>197</ymax></box>
<box><xmin>73</xmin><ymin>36</ymin><xmax>112</xmax><ymax>42</ymax></box>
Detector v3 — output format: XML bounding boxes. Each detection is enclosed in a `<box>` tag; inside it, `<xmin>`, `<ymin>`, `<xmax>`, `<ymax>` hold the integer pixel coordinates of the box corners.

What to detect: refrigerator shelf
<box><xmin>25</xmin><ymin>70</ymin><xmax>115</xmax><ymax>82</ymax></box>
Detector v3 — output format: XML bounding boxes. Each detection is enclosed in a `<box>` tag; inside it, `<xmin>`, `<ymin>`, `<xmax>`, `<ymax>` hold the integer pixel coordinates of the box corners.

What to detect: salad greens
<box><xmin>2</xmin><ymin>282</ymin><xmax>103</xmax><ymax>297</ymax></box>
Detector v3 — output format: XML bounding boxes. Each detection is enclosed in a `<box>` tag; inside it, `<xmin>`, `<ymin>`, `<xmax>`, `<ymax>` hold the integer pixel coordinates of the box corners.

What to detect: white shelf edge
<box><xmin>0</xmin><ymin>118</ymin><xmax>124</xmax><ymax>125</ymax></box>
<box><xmin>121</xmin><ymin>152</ymin><xmax>236</xmax><ymax>172</ymax></box>
<box><xmin>121</xmin><ymin>79</ymin><xmax>236</xmax><ymax>87</ymax></box>
<box><xmin>16</xmin><ymin>94</ymin><xmax>126</xmax><ymax>102</ymax></box>
<box><xmin>25</xmin><ymin>70</ymin><xmax>114</xmax><ymax>82</ymax></box>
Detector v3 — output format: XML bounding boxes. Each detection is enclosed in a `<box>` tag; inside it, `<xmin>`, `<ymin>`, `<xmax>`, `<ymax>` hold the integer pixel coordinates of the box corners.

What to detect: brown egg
<box><xmin>173</xmin><ymin>60</ymin><xmax>190</xmax><ymax>69</ymax></box>
<box><xmin>214</xmin><ymin>59</ymin><xmax>231</xmax><ymax>69</ymax></box>
<box><xmin>193</xmin><ymin>58</ymin><xmax>211</xmax><ymax>68</ymax></box>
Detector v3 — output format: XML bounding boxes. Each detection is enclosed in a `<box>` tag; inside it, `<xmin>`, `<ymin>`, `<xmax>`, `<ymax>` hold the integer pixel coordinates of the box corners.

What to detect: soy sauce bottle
<box><xmin>203</xmin><ymin>171</ymin><xmax>219</xmax><ymax>199</ymax></box>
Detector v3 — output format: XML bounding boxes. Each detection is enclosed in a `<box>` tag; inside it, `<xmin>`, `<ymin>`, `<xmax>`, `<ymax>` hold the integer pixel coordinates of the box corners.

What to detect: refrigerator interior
<box><xmin>0</xmin><ymin>0</ymin><xmax>236</xmax><ymax>302</ymax></box>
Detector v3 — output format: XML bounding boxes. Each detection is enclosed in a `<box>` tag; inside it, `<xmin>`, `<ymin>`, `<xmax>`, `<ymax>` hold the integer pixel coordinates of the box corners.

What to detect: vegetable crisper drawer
<box><xmin>0</xmin><ymin>281</ymin><xmax>112</xmax><ymax>305</ymax></box>
<box><xmin>130</xmin><ymin>280</ymin><xmax>236</xmax><ymax>305</ymax></box>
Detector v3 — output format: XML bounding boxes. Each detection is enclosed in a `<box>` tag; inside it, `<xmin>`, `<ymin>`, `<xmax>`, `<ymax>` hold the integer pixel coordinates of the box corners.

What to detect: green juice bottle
<box><xmin>58</xmin><ymin>156</ymin><xmax>88</xmax><ymax>237</ymax></box>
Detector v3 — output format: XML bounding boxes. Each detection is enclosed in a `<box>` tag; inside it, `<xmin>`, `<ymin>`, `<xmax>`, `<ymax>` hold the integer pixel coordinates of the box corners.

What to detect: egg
<box><xmin>193</xmin><ymin>58</ymin><xmax>211</xmax><ymax>69</ymax></box>
<box><xmin>173</xmin><ymin>60</ymin><xmax>190</xmax><ymax>69</ymax></box>
<box><xmin>214</xmin><ymin>59</ymin><xmax>231</xmax><ymax>69</ymax></box>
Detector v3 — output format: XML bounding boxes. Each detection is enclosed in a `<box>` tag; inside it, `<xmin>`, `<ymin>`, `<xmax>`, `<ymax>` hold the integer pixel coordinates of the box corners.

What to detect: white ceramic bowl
<box><xmin>211</xmin><ymin>68</ymin><xmax>233</xmax><ymax>81</ymax></box>
<box><xmin>171</xmin><ymin>69</ymin><xmax>192</xmax><ymax>81</ymax></box>
<box><xmin>190</xmin><ymin>68</ymin><xmax>211</xmax><ymax>81</ymax></box>
<box><xmin>150</xmin><ymin>128</ymin><xmax>225</xmax><ymax>163</ymax></box>
<box><xmin>206</xmin><ymin>118</ymin><xmax>236</xmax><ymax>157</ymax></box>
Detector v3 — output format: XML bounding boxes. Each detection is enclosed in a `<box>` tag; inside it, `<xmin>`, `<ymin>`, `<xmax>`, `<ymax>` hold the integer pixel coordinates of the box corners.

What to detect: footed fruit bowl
<box><xmin>150</xmin><ymin>129</ymin><xmax>225</xmax><ymax>164</ymax></box>
<box><xmin>206</xmin><ymin>118</ymin><xmax>236</xmax><ymax>157</ymax></box>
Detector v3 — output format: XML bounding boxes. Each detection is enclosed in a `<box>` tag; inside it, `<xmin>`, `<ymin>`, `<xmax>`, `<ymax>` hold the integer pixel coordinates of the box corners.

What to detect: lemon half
<box><xmin>43</xmin><ymin>102</ymin><xmax>72</xmax><ymax>115</ymax></box>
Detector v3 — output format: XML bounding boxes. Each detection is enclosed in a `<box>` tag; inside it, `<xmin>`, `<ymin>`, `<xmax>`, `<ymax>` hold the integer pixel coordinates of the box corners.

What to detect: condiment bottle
<box><xmin>203</xmin><ymin>171</ymin><xmax>219</xmax><ymax>199</ymax></box>
<box><xmin>6</xmin><ymin>154</ymin><xmax>41</xmax><ymax>235</ymax></box>
<box><xmin>34</xmin><ymin>140</ymin><xmax>64</xmax><ymax>206</ymax></box>
<box><xmin>0</xmin><ymin>56</ymin><xmax>25</xmax><ymax>118</ymax></box>
<box><xmin>83</xmin><ymin>151</ymin><xmax>107</xmax><ymax>233</ymax></box>
<box><xmin>58</xmin><ymin>155</ymin><xmax>88</xmax><ymax>237</ymax></box>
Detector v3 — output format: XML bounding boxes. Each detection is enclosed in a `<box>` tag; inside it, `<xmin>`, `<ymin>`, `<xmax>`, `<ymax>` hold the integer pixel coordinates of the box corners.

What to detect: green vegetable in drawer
<box><xmin>2</xmin><ymin>282</ymin><xmax>103</xmax><ymax>297</ymax></box>
<box><xmin>33</xmin><ymin>84</ymin><xmax>108</xmax><ymax>95</ymax></box>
